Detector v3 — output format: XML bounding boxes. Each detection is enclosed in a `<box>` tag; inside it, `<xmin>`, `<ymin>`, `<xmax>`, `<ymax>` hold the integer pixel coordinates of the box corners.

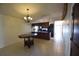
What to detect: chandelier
<box><xmin>24</xmin><ymin>9</ymin><xmax>32</xmax><ymax>23</ymax></box>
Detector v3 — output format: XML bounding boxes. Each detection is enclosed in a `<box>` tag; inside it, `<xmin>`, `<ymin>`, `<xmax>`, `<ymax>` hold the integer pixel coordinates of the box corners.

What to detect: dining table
<box><xmin>18</xmin><ymin>34</ymin><xmax>34</xmax><ymax>48</ymax></box>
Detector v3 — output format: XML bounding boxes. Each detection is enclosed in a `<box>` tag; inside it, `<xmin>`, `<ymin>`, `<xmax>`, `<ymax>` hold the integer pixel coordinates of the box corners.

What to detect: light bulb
<box><xmin>30</xmin><ymin>18</ymin><xmax>32</xmax><ymax>20</ymax></box>
<box><xmin>28</xmin><ymin>17</ymin><xmax>31</xmax><ymax>19</ymax></box>
<box><xmin>24</xmin><ymin>17</ymin><xmax>27</xmax><ymax>20</ymax></box>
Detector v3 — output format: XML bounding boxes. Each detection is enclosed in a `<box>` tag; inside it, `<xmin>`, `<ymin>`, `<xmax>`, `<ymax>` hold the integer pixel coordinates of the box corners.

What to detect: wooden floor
<box><xmin>0</xmin><ymin>39</ymin><xmax>64</xmax><ymax>56</ymax></box>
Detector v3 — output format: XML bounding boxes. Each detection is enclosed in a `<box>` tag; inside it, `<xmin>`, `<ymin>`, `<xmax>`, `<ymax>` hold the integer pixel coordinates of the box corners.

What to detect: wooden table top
<box><xmin>18</xmin><ymin>34</ymin><xmax>33</xmax><ymax>38</ymax></box>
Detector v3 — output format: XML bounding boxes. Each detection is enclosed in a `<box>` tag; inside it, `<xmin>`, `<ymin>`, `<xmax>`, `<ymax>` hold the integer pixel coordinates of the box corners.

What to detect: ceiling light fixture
<box><xmin>24</xmin><ymin>9</ymin><xmax>32</xmax><ymax>23</ymax></box>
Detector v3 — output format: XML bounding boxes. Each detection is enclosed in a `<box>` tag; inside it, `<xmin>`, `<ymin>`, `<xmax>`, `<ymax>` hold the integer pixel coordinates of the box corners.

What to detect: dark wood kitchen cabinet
<box><xmin>31</xmin><ymin>22</ymin><xmax>50</xmax><ymax>40</ymax></box>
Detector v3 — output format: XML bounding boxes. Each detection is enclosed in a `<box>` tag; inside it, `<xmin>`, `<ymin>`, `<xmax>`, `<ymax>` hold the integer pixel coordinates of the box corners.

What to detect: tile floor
<box><xmin>0</xmin><ymin>39</ymin><xmax>64</xmax><ymax>56</ymax></box>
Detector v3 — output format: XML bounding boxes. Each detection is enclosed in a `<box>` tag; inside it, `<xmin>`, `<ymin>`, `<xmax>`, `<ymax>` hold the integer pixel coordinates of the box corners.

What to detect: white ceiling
<box><xmin>0</xmin><ymin>3</ymin><xmax>64</xmax><ymax>20</ymax></box>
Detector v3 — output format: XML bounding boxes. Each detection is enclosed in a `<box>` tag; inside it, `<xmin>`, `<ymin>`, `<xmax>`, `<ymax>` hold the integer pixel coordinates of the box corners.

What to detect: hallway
<box><xmin>0</xmin><ymin>39</ymin><xmax>64</xmax><ymax>56</ymax></box>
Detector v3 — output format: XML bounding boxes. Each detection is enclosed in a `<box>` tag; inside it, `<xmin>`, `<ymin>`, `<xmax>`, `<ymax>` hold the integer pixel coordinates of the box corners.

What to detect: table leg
<box><xmin>27</xmin><ymin>37</ymin><xmax>31</xmax><ymax>48</ymax></box>
<box><xmin>23</xmin><ymin>37</ymin><xmax>34</xmax><ymax>48</ymax></box>
<box><xmin>24</xmin><ymin>38</ymin><xmax>26</xmax><ymax>47</ymax></box>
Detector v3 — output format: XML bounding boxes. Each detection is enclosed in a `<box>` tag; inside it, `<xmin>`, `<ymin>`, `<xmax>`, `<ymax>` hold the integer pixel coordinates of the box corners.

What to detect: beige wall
<box><xmin>0</xmin><ymin>15</ymin><xmax>5</xmax><ymax>48</ymax></box>
<box><xmin>0</xmin><ymin>14</ymin><xmax>32</xmax><ymax>47</ymax></box>
<box><xmin>3</xmin><ymin>15</ymin><xmax>25</xmax><ymax>46</ymax></box>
